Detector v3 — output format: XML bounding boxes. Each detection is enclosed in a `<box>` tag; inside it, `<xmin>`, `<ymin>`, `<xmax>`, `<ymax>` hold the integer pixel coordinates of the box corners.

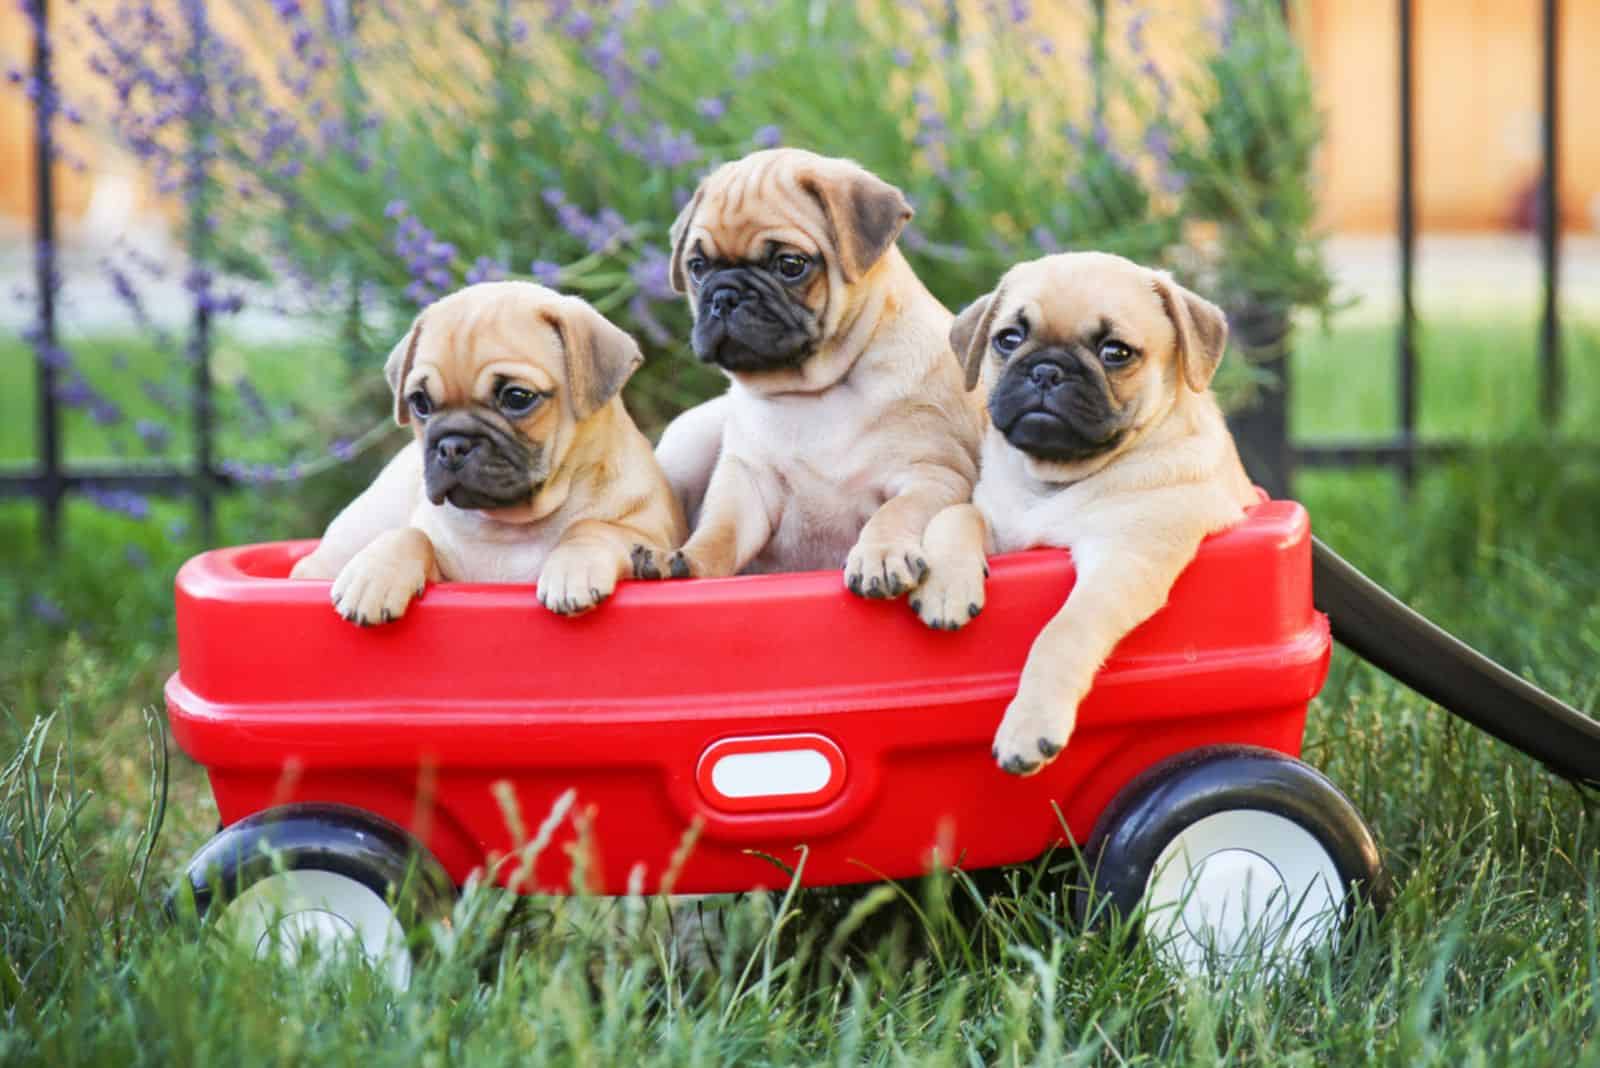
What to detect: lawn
<box><xmin>2</xmin><ymin>313</ymin><xmax>1599</xmax><ymax>1065</ymax></box>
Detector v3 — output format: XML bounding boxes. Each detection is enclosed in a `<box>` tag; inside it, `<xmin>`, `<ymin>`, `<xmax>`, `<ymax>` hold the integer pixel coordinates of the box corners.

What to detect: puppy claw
<box><xmin>845</xmin><ymin>538</ymin><xmax>923</xmax><ymax>601</ymax></box>
<box><xmin>630</xmin><ymin>544</ymin><xmax>662</xmax><ymax>580</ymax></box>
<box><xmin>1037</xmin><ymin>738</ymin><xmax>1061</xmax><ymax>758</ymax></box>
<box><xmin>668</xmin><ymin>551</ymin><xmax>692</xmax><ymax>580</ymax></box>
<box><xmin>968</xmin><ymin>602</ymin><xmax>981</xmax><ymax>619</ymax></box>
<box><xmin>910</xmin><ymin>599</ymin><xmax>922</xmax><ymax>614</ymax></box>
<box><xmin>1000</xmin><ymin>754</ymin><xmax>1039</xmax><ymax>776</ymax></box>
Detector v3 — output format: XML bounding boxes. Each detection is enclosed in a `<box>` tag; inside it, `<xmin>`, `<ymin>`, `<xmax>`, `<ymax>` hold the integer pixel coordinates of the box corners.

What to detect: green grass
<box><xmin>2</xmin><ymin>314</ymin><xmax>1599</xmax><ymax>1065</ymax></box>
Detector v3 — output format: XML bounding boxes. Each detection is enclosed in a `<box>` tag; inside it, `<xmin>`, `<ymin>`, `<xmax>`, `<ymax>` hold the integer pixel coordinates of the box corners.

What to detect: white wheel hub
<box><xmin>220</xmin><ymin>869</ymin><xmax>413</xmax><ymax>988</ymax></box>
<box><xmin>1143</xmin><ymin>809</ymin><xmax>1344</xmax><ymax>977</ymax></box>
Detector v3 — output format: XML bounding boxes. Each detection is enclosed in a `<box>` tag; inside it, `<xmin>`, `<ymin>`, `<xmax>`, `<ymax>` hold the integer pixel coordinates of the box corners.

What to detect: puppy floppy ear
<box><xmin>1152</xmin><ymin>273</ymin><xmax>1229</xmax><ymax>393</ymax></box>
<box><xmin>799</xmin><ymin>163</ymin><xmax>913</xmax><ymax>283</ymax></box>
<box><xmin>541</xmin><ymin>295</ymin><xmax>644</xmax><ymax>420</ymax></box>
<box><xmin>949</xmin><ymin>288</ymin><xmax>1003</xmax><ymax>393</ymax></box>
<box><xmin>384</xmin><ymin>315</ymin><xmax>424</xmax><ymax>426</ymax></box>
<box><xmin>667</xmin><ymin>184</ymin><xmax>707</xmax><ymax>295</ymax></box>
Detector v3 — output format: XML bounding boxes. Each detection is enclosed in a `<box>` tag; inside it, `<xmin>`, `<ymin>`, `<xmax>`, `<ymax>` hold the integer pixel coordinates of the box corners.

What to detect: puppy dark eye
<box><xmin>686</xmin><ymin>256</ymin><xmax>709</xmax><ymax>283</ymax></box>
<box><xmin>774</xmin><ymin>253</ymin><xmax>810</xmax><ymax>280</ymax></box>
<box><xmin>498</xmin><ymin>386</ymin><xmax>542</xmax><ymax>417</ymax></box>
<box><xmin>993</xmin><ymin>326</ymin><xmax>1027</xmax><ymax>355</ymax></box>
<box><xmin>407</xmin><ymin>391</ymin><xmax>432</xmax><ymax>419</ymax></box>
<box><xmin>1099</xmin><ymin>340</ymin><xmax>1135</xmax><ymax>367</ymax></box>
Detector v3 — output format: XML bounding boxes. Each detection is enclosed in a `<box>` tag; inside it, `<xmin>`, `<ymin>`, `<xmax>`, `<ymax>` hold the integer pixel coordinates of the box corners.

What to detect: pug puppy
<box><xmin>913</xmin><ymin>252</ymin><xmax>1258</xmax><ymax>774</ymax></box>
<box><xmin>289</xmin><ymin>281</ymin><xmax>685</xmax><ymax>623</ymax></box>
<box><xmin>636</xmin><ymin>148</ymin><xmax>983</xmax><ymax>593</ymax></box>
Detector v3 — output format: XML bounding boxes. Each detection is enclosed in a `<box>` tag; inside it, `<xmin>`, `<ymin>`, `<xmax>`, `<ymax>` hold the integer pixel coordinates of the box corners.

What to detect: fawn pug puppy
<box><xmin>289</xmin><ymin>281</ymin><xmax>685</xmax><ymax>623</ymax></box>
<box><xmin>638</xmin><ymin>148</ymin><xmax>983</xmax><ymax>593</ymax></box>
<box><xmin>914</xmin><ymin>252</ymin><xmax>1257</xmax><ymax>774</ymax></box>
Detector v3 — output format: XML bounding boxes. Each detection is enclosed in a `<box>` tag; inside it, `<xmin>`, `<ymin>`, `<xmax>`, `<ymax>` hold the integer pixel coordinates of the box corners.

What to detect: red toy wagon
<box><xmin>170</xmin><ymin>498</ymin><xmax>1428</xmax><ymax>981</ymax></box>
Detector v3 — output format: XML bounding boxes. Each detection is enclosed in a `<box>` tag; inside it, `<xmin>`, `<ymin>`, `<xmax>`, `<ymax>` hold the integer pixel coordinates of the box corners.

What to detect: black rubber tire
<box><xmin>1077</xmin><ymin>745</ymin><xmax>1388</xmax><ymax>940</ymax></box>
<box><xmin>167</xmin><ymin>803</ymin><xmax>456</xmax><ymax>962</ymax></box>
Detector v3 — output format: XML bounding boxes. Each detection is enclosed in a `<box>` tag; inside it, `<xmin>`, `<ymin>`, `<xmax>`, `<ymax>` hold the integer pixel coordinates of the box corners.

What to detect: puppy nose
<box><xmin>707</xmin><ymin>286</ymin><xmax>743</xmax><ymax>318</ymax></box>
<box><xmin>1029</xmin><ymin>362</ymin><xmax>1067</xmax><ymax>390</ymax></box>
<box><xmin>434</xmin><ymin>433</ymin><xmax>480</xmax><ymax>472</ymax></box>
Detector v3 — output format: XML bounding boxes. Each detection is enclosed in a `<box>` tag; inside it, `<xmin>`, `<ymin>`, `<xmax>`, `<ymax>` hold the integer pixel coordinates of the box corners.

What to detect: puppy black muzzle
<box><xmin>690</xmin><ymin>266</ymin><xmax>817</xmax><ymax>372</ymax></box>
<box><xmin>421</xmin><ymin>412</ymin><xmax>539</xmax><ymax>509</ymax></box>
<box><xmin>988</xmin><ymin>347</ymin><xmax>1125</xmax><ymax>463</ymax></box>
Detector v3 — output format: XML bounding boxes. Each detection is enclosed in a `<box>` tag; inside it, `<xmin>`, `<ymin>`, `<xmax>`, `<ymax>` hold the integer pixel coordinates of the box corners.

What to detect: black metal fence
<box><xmin>4</xmin><ymin>0</ymin><xmax>1572</xmax><ymax>540</ymax></box>
<box><xmin>1233</xmin><ymin>0</ymin><xmax>1568</xmax><ymax>497</ymax></box>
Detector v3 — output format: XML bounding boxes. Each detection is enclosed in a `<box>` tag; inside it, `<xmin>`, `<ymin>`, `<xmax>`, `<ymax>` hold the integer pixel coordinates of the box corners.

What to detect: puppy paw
<box><xmin>990</xmin><ymin>689</ymin><xmax>1075</xmax><ymax>777</ymax></box>
<box><xmin>844</xmin><ymin>538</ymin><xmax>928</xmax><ymax>600</ymax></box>
<box><xmin>539</xmin><ymin>548</ymin><xmax>620</xmax><ymax>616</ymax></box>
<box><xmin>330</xmin><ymin>545</ymin><xmax>427</xmax><ymax>626</ymax></box>
<box><xmin>910</xmin><ymin>555</ymin><xmax>987</xmax><ymax>631</ymax></box>
<box><xmin>289</xmin><ymin>550</ymin><xmax>336</xmax><ymax>581</ymax></box>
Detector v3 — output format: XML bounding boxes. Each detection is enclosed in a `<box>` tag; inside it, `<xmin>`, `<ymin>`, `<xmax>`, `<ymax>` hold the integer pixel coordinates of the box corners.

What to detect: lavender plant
<box><xmin>66</xmin><ymin>0</ymin><xmax>1220</xmax><ymax>431</ymax></box>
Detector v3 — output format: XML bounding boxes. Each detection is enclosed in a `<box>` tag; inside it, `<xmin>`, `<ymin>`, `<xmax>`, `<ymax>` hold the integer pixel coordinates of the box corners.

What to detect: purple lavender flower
<box><xmin>753</xmin><ymin>124</ymin><xmax>781</xmax><ymax>149</ymax></box>
<box><xmin>29</xmin><ymin>595</ymin><xmax>67</xmax><ymax>627</ymax></box>
<box><xmin>892</xmin><ymin>48</ymin><xmax>912</xmax><ymax>68</ymax></box>
<box><xmin>85</xmin><ymin>487</ymin><xmax>150</xmax><ymax>520</ymax></box>
<box><xmin>696</xmin><ymin>96</ymin><xmax>727</xmax><ymax>122</ymax></box>
<box><xmin>630</xmin><ymin>245</ymin><xmax>675</xmax><ymax>302</ymax></box>
<box><xmin>564</xmin><ymin>10</ymin><xmax>595</xmax><ymax>41</ymax></box>
<box><xmin>641</xmin><ymin>47</ymin><xmax>661</xmax><ymax>69</ymax></box>
<box><xmin>125</xmin><ymin>545</ymin><xmax>151</xmax><ymax>569</ymax></box>
<box><xmin>1126</xmin><ymin>10</ymin><xmax>1151</xmax><ymax>54</ymax></box>
<box><xmin>628</xmin><ymin>292</ymin><xmax>673</xmax><ymax>347</ymax></box>
<box><xmin>529</xmin><ymin>260</ymin><xmax>563</xmax><ymax>286</ymax></box>
<box><xmin>136</xmin><ymin>419</ymin><xmax>172</xmax><ymax>451</ymax></box>
<box><xmin>1009</xmin><ymin>0</ymin><xmax>1031</xmax><ymax>23</ymax></box>
<box><xmin>390</xmin><ymin>206</ymin><xmax>456</xmax><ymax>305</ymax></box>
<box><xmin>464</xmin><ymin>256</ymin><xmax>507</xmax><ymax>285</ymax></box>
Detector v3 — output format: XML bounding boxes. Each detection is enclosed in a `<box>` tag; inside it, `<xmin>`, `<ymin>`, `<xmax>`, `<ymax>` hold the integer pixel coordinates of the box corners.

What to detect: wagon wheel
<box><xmin>168</xmin><ymin>803</ymin><xmax>456</xmax><ymax>988</ymax></box>
<box><xmin>1079</xmin><ymin>745</ymin><xmax>1387</xmax><ymax>977</ymax></box>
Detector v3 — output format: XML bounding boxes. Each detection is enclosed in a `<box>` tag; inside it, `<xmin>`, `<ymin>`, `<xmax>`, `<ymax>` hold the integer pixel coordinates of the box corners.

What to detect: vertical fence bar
<box><xmin>1396</xmin><ymin>0</ymin><xmax>1417</xmax><ymax>486</ymax></box>
<box><xmin>30</xmin><ymin>0</ymin><xmax>63</xmax><ymax>548</ymax></box>
<box><xmin>1090</xmin><ymin>0</ymin><xmax>1108</xmax><ymax>124</ymax></box>
<box><xmin>1539</xmin><ymin>0</ymin><xmax>1561</xmax><ymax>421</ymax></box>
<box><xmin>184</xmin><ymin>0</ymin><xmax>215</xmax><ymax>545</ymax></box>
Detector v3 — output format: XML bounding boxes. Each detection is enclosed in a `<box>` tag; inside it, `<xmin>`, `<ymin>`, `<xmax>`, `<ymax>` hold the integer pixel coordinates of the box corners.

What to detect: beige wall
<box><xmin>1304</xmin><ymin>0</ymin><xmax>1597</xmax><ymax>231</ymax></box>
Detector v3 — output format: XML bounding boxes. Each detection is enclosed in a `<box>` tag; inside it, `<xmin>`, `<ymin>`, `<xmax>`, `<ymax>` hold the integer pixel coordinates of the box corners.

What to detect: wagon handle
<box><xmin>1313</xmin><ymin>537</ymin><xmax>1600</xmax><ymax>787</ymax></box>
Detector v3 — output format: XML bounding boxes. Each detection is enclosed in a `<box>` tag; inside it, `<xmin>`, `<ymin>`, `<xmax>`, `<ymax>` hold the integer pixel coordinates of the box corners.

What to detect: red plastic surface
<box><xmin>166</xmin><ymin>499</ymin><xmax>1330</xmax><ymax>894</ymax></box>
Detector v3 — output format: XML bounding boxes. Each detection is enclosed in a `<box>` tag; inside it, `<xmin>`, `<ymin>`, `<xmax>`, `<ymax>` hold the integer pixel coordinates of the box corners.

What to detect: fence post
<box><xmin>30</xmin><ymin>0</ymin><xmax>63</xmax><ymax>549</ymax></box>
<box><xmin>183</xmin><ymin>0</ymin><xmax>215</xmax><ymax>545</ymax></box>
<box><xmin>1397</xmin><ymin>0</ymin><xmax>1418</xmax><ymax>487</ymax></box>
<box><xmin>1227</xmin><ymin>307</ymin><xmax>1293</xmax><ymax>500</ymax></box>
<box><xmin>1539</xmin><ymin>0</ymin><xmax>1561</xmax><ymax>421</ymax></box>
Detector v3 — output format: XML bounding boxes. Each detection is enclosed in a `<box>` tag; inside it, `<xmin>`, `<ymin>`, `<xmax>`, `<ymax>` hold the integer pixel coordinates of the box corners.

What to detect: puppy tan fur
<box><xmin>289</xmin><ymin>281</ymin><xmax>685</xmax><ymax>623</ymax></box>
<box><xmin>914</xmin><ymin>252</ymin><xmax>1257</xmax><ymax>774</ymax></box>
<box><xmin>639</xmin><ymin>149</ymin><xmax>983</xmax><ymax>594</ymax></box>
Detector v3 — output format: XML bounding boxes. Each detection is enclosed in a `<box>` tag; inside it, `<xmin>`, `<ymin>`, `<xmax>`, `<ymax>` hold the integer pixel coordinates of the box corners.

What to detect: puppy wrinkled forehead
<box><xmin>691</xmin><ymin>158</ymin><xmax>826</xmax><ymax>258</ymax></box>
<box><xmin>1002</xmin><ymin>255</ymin><xmax>1175</xmax><ymax>347</ymax></box>
<box><xmin>413</xmin><ymin>283</ymin><xmax>565</xmax><ymax>386</ymax></box>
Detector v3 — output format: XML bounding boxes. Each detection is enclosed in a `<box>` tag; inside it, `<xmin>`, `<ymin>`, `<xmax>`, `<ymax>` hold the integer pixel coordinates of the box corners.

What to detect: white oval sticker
<box><xmin>709</xmin><ymin>749</ymin><xmax>833</xmax><ymax>799</ymax></box>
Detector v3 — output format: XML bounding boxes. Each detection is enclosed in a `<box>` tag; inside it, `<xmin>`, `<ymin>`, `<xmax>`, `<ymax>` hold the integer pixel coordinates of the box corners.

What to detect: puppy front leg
<box><xmin>330</xmin><ymin>526</ymin><xmax>441</xmax><ymax>626</ymax></box>
<box><xmin>992</xmin><ymin>534</ymin><xmax>1200</xmax><ymax>775</ymax></box>
<box><xmin>632</xmin><ymin>457</ymin><xmax>774</xmax><ymax>579</ymax></box>
<box><xmin>846</xmin><ymin>465</ymin><xmax>970</xmax><ymax>598</ymax></box>
<box><xmin>538</xmin><ymin>519</ymin><xmax>652</xmax><ymax>616</ymax></box>
<box><xmin>911</xmin><ymin>503</ymin><xmax>991</xmax><ymax>630</ymax></box>
<box><xmin>290</xmin><ymin>441</ymin><xmax>422</xmax><ymax>580</ymax></box>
